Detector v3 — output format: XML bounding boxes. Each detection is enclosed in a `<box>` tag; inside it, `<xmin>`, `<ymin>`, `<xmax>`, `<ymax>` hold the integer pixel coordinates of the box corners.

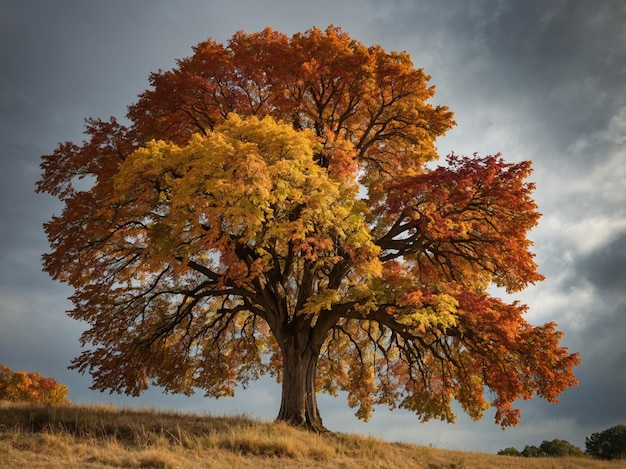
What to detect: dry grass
<box><xmin>0</xmin><ymin>401</ymin><xmax>624</xmax><ymax>468</ymax></box>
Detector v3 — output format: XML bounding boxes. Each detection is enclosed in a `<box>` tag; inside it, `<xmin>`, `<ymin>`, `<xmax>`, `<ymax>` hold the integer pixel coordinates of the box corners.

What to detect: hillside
<box><xmin>0</xmin><ymin>402</ymin><xmax>623</xmax><ymax>468</ymax></box>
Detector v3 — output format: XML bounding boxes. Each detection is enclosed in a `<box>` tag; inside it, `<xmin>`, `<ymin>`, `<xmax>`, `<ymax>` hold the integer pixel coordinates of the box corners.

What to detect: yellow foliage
<box><xmin>397</xmin><ymin>292</ymin><xmax>459</xmax><ymax>330</ymax></box>
<box><xmin>114</xmin><ymin>114</ymin><xmax>380</xmax><ymax>290</ymax></box>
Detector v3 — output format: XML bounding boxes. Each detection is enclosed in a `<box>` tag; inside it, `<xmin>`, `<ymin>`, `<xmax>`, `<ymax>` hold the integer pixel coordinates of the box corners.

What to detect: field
<box><xmin>1</xmin><ymin>402</ymin><xmax>624</xmax><ymax>468</ymax></box>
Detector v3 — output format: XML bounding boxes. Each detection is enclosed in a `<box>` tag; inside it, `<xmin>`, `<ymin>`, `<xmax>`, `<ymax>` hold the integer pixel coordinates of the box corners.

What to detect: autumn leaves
<box><xmin>37</xmin><ymin>26</ymin><xmax>579</xmax><ymax>431</ymax></box>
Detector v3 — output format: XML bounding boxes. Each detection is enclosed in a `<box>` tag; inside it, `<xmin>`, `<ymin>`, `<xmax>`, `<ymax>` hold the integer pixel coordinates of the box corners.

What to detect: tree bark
<box><xmin>275</xmin><ymin>334</ymin><xmax>328</xmax><ymax>433</ymax></box>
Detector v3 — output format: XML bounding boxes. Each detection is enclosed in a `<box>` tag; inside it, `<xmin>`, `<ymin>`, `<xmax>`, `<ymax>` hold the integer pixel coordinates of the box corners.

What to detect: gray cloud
<box><xmin>371</xmin><ymin>1</ymin><xmax>626</xmax><ymax>166</ymax></box>
<box><xmin>578</xmin><ymin>232</ymin><xmax>626</xmax><ymax>294</ymax></box>
<box><xmin>525</xmin><ymin>230</ymin><xmax>626</xmax><ymax>430</ymax></box>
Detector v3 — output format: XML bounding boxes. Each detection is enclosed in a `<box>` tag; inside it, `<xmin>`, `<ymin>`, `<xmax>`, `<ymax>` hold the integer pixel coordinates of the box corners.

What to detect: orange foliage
<box><xmin>0</xmin><ymin>365</ymin><xmax>69</xmax><ymax>405</ymax></box>
<box><xmin>37</xmin><ymin>26</ymin><xmax>578</xmax><ymax>430</ymax></box>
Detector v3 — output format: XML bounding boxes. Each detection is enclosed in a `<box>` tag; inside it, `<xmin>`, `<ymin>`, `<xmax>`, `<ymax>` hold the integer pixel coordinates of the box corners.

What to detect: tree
<box><xmin>37</xmin><ymin>26</ymin><xmax>579</xmax><ymax>432</ymax></box>
<box><xmin>586</xmin><ymin>425</ymin><xmax>626</xmax><ymax>460</ymax></box>
<box><xmin>539</xmin><ymin>439</ymin><xmax>583</xmax><ymax>457</ymax></box>
<box><xmin>521</xmin><ymin>445</ymin><xmax>542</xmax><ymax>458</ymax></box>
<box><xmin>499</xmin><ymin>439</ymin><xmax>583</xmax><ymax>458</ymax></box>
<box><xmin>0</xmin><ymin>364</ymin><xmax>69</xmax><ymax>405</ymax></box>
<box><xmin>497</xmin><ymin>447</ymin><xmax>521</xmax><ymax>456</ymax></box>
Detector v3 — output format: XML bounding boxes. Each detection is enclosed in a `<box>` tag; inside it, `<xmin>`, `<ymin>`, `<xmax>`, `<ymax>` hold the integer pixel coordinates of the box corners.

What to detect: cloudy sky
<box><xmin>1</xmin><ymin>0</ymin><xmax>624</xmax><ymax>453</ymax></box>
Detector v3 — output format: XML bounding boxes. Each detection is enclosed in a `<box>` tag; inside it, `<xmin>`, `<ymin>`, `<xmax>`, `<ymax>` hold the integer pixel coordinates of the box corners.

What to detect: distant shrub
<box><xmin>499</xmin><ymin>439</ymin><xmax>583</xmax><ymax>458</ymax></box>
<box><xmin>521</xmin><ymin>444</ymin><xmax>542</xmax><ymax>457</ymax></box>
<box><xmin>586</xmin><ymin>424</ymin><xmax>626</xmax><ymax>460</ymax></box>
<box><xmin>539</xmin><ymin>438</ymin><xmax>584</xmax><ymax>457</ymax></box>
<box><xmin>0</xmin><ymin>364</ymin><xmax>69</xmax><ymax>405</ymax></box>
<box><xmin>497</xmin><ymin>446</ymin><xmax>521</xmax><ymax>456</ymax></box>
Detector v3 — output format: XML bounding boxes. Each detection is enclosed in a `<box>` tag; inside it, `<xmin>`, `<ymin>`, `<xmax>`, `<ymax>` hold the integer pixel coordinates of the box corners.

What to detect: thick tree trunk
<box><xmin>276</xmin><ymin>336</ymin><xmax>328</xmax><ymax>433</ymax></box>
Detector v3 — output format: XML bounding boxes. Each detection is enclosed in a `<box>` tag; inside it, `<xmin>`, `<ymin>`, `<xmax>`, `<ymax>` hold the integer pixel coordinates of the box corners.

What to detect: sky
<box><xmin>1</xmin><ymin>0</ymin><xmax>625</xmax><ymax>453</ymax></box>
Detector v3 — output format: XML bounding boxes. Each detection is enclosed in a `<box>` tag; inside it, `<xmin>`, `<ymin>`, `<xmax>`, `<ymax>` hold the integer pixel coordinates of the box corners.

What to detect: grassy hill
<box><xmin>0</xmin><ymin>402</ymin><xmax>623</xmax><ymax>468</ymax></box>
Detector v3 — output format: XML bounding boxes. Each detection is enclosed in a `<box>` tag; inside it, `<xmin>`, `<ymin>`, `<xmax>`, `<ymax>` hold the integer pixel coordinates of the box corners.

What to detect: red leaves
<box><xmin>364</xmin><ymin>154</ymin><xmax>580</xmax><ymax>426</ymax></box>
<box><xmin>453</xmin><ymin>291</ymin><xmax>580</xmax><ymax>426</ymax></box>
<box><xmin>379</xmin><ymin>154</ymin><xmax>544</xmax><ymax>292</ymax></box>
<box><xmin>128</xmin><ymin>26</ymin><xmax>454</xmax><ymax>182</ymax></box>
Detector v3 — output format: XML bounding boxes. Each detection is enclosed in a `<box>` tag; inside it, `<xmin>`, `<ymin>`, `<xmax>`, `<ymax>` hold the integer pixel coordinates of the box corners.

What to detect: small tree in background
<box><xmin>539</xmin><ymin>439</ymin><xmax>583</xmax><ymax>457</ymax></box>
<box><xmin>500</xmin><ymin>439</ymin><xmax>583</xmax><ymax>458</ymax></box>
<box><xmin>497</xmin><ymin>447</ymin><xmax>521</xmax><ymax>456</ymax></box>
<box><xmin>586</xmin><ymin>424</ymin><xmax>626</xmax><ymax>460</ymax></box>
<box><xmin>0</xmin><ymin>364</ymin><xmax>69</xmax><ymax>405</ymax></box>
<box><xmin>521</xmin><ymin>445</ymin><xmax>541</xmax><ymax>457</ymax></box>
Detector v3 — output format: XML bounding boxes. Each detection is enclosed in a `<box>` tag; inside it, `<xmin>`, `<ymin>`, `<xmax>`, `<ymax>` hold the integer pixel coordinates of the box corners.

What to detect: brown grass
<box><xmin>0</xmin><ymin>401</ymin><xmax>624</xmax><ymax>468</ymax></box>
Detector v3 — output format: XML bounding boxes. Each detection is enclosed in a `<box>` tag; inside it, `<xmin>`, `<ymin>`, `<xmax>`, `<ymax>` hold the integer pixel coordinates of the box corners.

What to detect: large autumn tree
<box><xmin>38</xmin><ymin>26</ymin><xmax>579</xmax><ymax>432</ymax></box>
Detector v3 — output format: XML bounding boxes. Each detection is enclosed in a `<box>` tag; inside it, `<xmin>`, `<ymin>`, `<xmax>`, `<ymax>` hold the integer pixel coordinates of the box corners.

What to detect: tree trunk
<box><xmin>276</xmin><ymin>335</ymin><xmax>328</xmax><ymax>433</ymax></box>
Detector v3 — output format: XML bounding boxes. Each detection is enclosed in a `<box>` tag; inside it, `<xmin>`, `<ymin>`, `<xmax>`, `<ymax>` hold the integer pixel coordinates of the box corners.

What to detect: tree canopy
<box><xmin>37</xmin><ymin>26</ymin><xmax>579</xmax><ymax>432</ymax></box>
